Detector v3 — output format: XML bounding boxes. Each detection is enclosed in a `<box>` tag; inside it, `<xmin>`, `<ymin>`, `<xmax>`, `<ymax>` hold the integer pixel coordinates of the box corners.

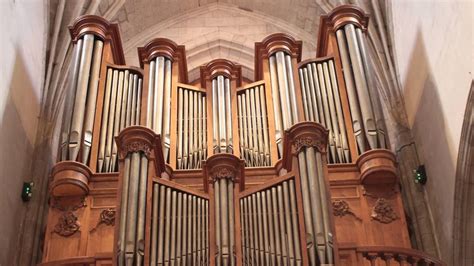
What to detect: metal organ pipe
<box><xmin>298</xmin><ymin>59</ymin><xmax>351</xmax><ymax>163</ymax></box>
<box><xmin>268</xmin><ymin>51</ymin><xmax>299</xmax><ymax>158</ymax></box>
<box><xmin>97</xmin><ymin>68</ymin><xmax>143</xmax><ymax>172</ymax></box>
<box><xmin>176</xmin><ymin>86</ymin><xmax>207</xmax><ymax>169</ymax></box>
<box><xmin>335</xmin><ymin>23</ymin><xmax>388</xmax><ymax>153</ymax></box>
<box><xmin>60</xmin><ymin>34</ymin><xmax>111</xmax><ymax>165</ymax></box>
<box><xmin>145</xmin><ymin>56</ymin><xmax>173</xmax><ymax>162</ymax></box>
<box><xmin>211</xmin><ymin>75</ymin><xmax>233</xmax><ymax>155</ymax></box>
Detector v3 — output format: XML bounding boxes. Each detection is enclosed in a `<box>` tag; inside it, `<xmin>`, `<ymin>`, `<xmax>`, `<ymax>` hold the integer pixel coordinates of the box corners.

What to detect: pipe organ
<box><xmin>41</xmin><ymin>5</ymin><xmax>446</xmax><ymax>266</ymax></box>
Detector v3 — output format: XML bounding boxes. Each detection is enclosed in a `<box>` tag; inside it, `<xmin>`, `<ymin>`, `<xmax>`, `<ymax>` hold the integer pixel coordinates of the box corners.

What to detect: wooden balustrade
<box><xmin>355</xmin><ymin>246</ymin><xmax>446</xmax><ymax>266</ymax></box>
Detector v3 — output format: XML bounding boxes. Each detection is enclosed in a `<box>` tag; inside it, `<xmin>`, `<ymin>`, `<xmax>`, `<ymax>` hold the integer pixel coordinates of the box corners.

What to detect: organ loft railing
<box><xmin>41</xmin><ymin>5</ymin><xmax>446</xmax><ymax>266</ymax></box>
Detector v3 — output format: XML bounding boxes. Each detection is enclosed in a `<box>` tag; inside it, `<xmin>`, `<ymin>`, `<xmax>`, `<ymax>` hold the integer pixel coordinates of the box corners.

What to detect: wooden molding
<box><xmin>69</xmin><ymin>15</ymin><xmax>125</xmax><ymax>65</ymax></box>
<box><xmin>50</xmin><ymin>161</ymin><xmax>92</xmax><ymax>197</ymax></box>
<box><xmin>356</xmin><ymin>149</ymin><xmax>397</xmax><ymax>185</ymax></box>
<box><xmin>282</xmin><ymin>121</ymin><xmax>329</xmax><ymax>170</ymax></box>
<box><xmin>115</xmin><ymin>126</ymin><xmax>165</xmax><ymax>175</ymax></box>
<box><xmin>199</xmin><ymin>58</ymin><xmax>242</xmax><ymax>88</ymax></box>
<box><xmin>202</xmin><ymin>153</ymin><xmax>245</xmax><ymax>192</ymax></box>
<box><xmin>137</xmin><ymin>38</ymin><xmax>188</xmax><ymax>83</ymax></box>
<box><xmin>254</xmin><ymin>33</ymin><xmax>302</xmax><ymax>80</ymax></box>
<box><xmin>316</xmin><ymin>4</ymin><xmax>369</xmax><ymax>57</ymax></box>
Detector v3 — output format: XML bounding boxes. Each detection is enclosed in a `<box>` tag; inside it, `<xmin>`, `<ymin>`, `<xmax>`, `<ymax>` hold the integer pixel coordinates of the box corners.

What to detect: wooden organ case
<box><xmin>41</xmin><ymin>5</ymin><xmax>446</xmax><ymax>266</ymax></box>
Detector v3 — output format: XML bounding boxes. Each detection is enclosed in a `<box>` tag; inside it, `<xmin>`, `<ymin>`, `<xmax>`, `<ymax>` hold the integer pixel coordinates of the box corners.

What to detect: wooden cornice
<box><xmin>106</xmin><ymin>63</ymin><xmax>144</xmax><ymax>76</ymax></box>
<box><xmin>137</xmin><ymin>38</ymin><xmax>188</xmax><ymax>83</ymax></box>
<box><xmin>115</xmin><ymin>126</ymin><xmax>165</xmax><ymax>175</ymax></box>
<box><xmin>282</xmin><ymin>121</ymin><xmax>329</xmax><ymax>171</ymax></box>
<box><xmin>254</xmin><ymin>33</ymin><xmax>303</xmax><ymax>80</ymax></box>
<box><xmin>316</xmin><ymin>4</ymin><xmax>369</xmax><ymax>57</ymax></box>
<box><xmin>199</xmin><ymin>59</ymin><xmax>242</xmax><ymax>88</ymax></box>
<box><xmin>69</xmin><ymin>15</ymin><xmax>126</xmax><ymax>65</ymax></box>
<box><xmin>202</xmin><ymin>153</ymin><xmax>245</xmax><ymax>193</ymax></box>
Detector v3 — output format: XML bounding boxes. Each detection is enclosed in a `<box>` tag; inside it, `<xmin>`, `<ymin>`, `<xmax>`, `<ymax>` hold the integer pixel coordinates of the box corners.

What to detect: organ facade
<box><xmin>41</xmin><ymin>5</ymin><xmax>446</xmax><ymax>266</ymax></box>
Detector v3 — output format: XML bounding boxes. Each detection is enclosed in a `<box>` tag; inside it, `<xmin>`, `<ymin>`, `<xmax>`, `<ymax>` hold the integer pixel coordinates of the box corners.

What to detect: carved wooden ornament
<box><xmin>371</xmin><ymin>198</ymin><xmax>398</xmax><ymax>224</ymax></box>
<box><xmin>332</xmin><ymin>200</ymin><xmax>361</xmax><ymax>220</ymax></box>
<box><xmin>90</xmin><ymin>208</ymin><xmax>116</xmax><ymax>232</ymax></box>
<box><xmin>54</xmin><ymin>211</ymin><xmax>80</xmax><ymax>237</ymax></box>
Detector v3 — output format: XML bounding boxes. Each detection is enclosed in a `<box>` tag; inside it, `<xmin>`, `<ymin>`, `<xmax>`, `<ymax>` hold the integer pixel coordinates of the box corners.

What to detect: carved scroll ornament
<box><xmin>371</xmin><ymin>198</ymin><xmax>398</xmax><ymax>224</ymax></box>
<box><xmin>294</xmin><ymin>136</ymin><xmax>326</xmax><ymax>153</ymax></box>
<box><xmin>90</xmin><ymin>208</ymin><xmax>116</xmax><ymax>232</ymax></box>
<box><xmin>54</xmin><ymin>211</ymin><xmax>80</xmax><ymax>237</ymax></box>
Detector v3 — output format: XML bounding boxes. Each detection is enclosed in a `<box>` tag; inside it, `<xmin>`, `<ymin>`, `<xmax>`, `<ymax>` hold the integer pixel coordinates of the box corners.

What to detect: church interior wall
<box><xmin>391</xmin><ymin>0</ymin><xmax>473</xmax><ymax>262</ymax></box>
<box><xmin>0</xmin><ymin>0</ymin><xmax>47</xmax><ymax>265</ymax></box>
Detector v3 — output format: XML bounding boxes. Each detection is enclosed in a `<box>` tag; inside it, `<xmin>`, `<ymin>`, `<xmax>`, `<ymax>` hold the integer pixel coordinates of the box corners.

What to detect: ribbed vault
<box><xmin>114</xmin><ymin>2</ymin><xmax>324</xmax><ymax>81</ymax></box>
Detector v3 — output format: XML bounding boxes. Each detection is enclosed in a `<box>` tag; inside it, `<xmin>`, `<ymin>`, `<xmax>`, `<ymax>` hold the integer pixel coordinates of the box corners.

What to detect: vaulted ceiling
<box><xmin>101</xmin><ymin>0</ymin><xmax>328</xmax><ymax>82</ymax></box>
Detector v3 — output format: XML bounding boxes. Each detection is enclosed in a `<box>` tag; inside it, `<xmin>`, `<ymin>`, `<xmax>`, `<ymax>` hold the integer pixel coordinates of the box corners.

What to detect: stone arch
<box><xmin>453</xmin><ymin>81</ymin><xmax>474</xmax><ymax>266</ymax></box>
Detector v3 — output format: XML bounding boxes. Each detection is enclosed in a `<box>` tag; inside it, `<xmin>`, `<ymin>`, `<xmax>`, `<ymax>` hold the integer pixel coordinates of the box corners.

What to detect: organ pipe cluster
<box><xmin>299</xmin><ymin>59</ymin><xmax>350</xmax><ymax>163</ymax></box>
<box><xmin>240</xmin><ymin>179</ymin><xmax>302</xmax><ymax>265</ymax></box>
<box><xmin>117</xmin><ymin>150</ymin><xmax>149</xmax><ymax>265</ymax></box>
<box><xmin>60</xmin><ymin>34</ymin><xmax>103</xmax><ymax>164</ymax></box>
<box><xmin>97</xmin><ymin>68</ymin><xmax>142</xmax><ymax>172</ymax></box>
<box><xmin>146</xmin><ymin>56</ymin><xmax>173</xmax><ymax>162</ymax></box>
<box><xmin>297</xmin><ymin>146</ymin><xmax>333</xmax><ymax>265</ymax></box>
<box><xmin>214</xmin><ymin>177</ymin><xmax>236</xmax><ymax>265</ymax></box>
<box><xmin>150</xmin><ymin>182</ymin><xmax>209</xmax><ymax>265</ymax></box>
<box><xmin>176</xmin><ymin>87</ymin><xmax>207</xmax><ymax>169</ymax></box>
<box><xmin>212</xmin><ymin>75</ymin><xmax>233</xmax><ymax>154</ymax></box>
<box><xmin>268</xmin><ymin>51</ymin><xmax>299</xmax><ymax>157</ymax></box>
<box><xmin>336</xmin><ymin>24</ymin><xmax>386</xmax><ymax>153</ymax></box>
<box><xmin>237</xmin><ymin>84</ymin><xmax>271</xmax><ymax>167</ymax></box>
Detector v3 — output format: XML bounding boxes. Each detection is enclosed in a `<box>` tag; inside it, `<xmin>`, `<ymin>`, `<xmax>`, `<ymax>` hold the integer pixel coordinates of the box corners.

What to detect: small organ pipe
<box><xmin>146</xmin><ymin>60</ymin><xmax>155</xmax><ymax>128</ymax></box>
<box><xmin>82</xmin><ymin>39</ymin><xmax>103</xmax><ymax>164</ymax></box>
<box><xmin>124</xmin><ymin>152</ymin><xmax>140</xmax><ymax>264</ymax></box>
<box><xmin>311</xmin><ymin>63</ymin><xmax>326</xmax><ymax>125</ymax></box>
<box><xmin>220</xmin><ymin>178</ymin><xmax>229</xmax><ymax>264</ymax></box>
<box><xmin>299</xmin><ymin>69</ymin><xmax>312</xmax><ymax>121</ymax></box>
<box><xmin>118</xmin><ymin>155</ymin><xmax>131</xmax><ymax>263</ymax></box>
<box><xmin>136</xmin><ymin>77</ymin><xmax>142</xmax><ymax>124</ymax></box>
<box><xmin>225</xmin><ymin>78</ymin><xmax>233</xmax><ymax>153</ymax></box>
<box><xmin>259</xmin><ymin>85</ymin><xmax>271</xmax><ymax>165</ymax></box>
<box><xmin>215</xmin><ymin>180</ymin><xmax>222</xmax><ymax>265</ymax></box>
<box><xmin>217</xmin><ymin>76</ymin><xmax>227</xmax><ymax>153</ymax></box>
<box><xmin>228</xmin><ymin>181</ymin><xmax>235</xmax><ymax>266</ymax></box>
<box><xmin>315</xmin><ymin>152</ymin><xmax>333</xmax><ymax>264</ymax></box>
<box><xmin>135</xmin><ymin>155</ymin><xmax>148</xmax><ymax>265</ymax></box>
<box><xmin>212</xmin><ymin>79</ymin><xmax>219</xmax><ymax>153</ymax></box>
<box><xmin>187</xmin><ymin>195</ymin><xmax>193</xmax><ymax>263</ymax></box>
<box><xmin>125</xmin><ymin>74</ymin><xmax>133</xmax><ymax>127</ymax></box>
<box><xmin>176</xmin><ymin>193</ymin><xmax>183</xmax><ymax>266</ymax></box>
<box><xmin>150</xmin><ymin>183</ymin><xmax>159</xmax><ymax>265</ymax></box>
<box><xmin>164</xmin><ymin>187</ymin><xmax>172</xmax><ymax>264</ymax></box>
<box><xmin>283</xmin><ymin>181</ymin><xmax>295</xmax><ymax>264</ymax></box>
<box><xmin>289</xmin><ymin>180</ymin><xmax>302</xmax><ymax>265</ymax></box>
<box><xmin>183</xmin><ymin>89</ymin><xmax>189</xmax><ymax>168</ymax></box>
<box><xmin>157</xmin><ymin>184</ymin><xmax>166</xmax><ymax>264</ymax></box>
<box><xmin>255</xmin><ymin>86</ymin><xmax>265</xmax><ymax>165</ymax></box>
<box><xmin>250</xmin><ymin>88</ymin><xmax>259</xmax><ymax>165</ymax></box>
<box><xmin>189</xmin><ymin>91</ymin><xmax>195</xmax><ymax>167</ymax></box>
<box><xmin>329</xmin><ymin>60</ymin><xmax>351</xmax><ymax>162</ymax></box>
<box><xmin>285</xmin><ymin>54</ymin><xmax>299</xmax><ymax>123</ymax></box>
<box><xmin>198</xmin><ymin>92</ymin><xmax>203</xmax><ymax>167</ymax></box>
<box><xmin>238</xmin><ymin>95</ymin><xmax>246</xmax><ymax>162</ymax></box>
<box><xmin>177</xmin><ymin>88</ymin><xmax>184</xmax><ymax>168</ymax></box>
<box><xmin>245</xmin><ymin>91</ymin><xmax>254</xmax><ymax>165</ymax></box>
<box><xmin>182</xmin><ymin>193</ymin><xmax>188</xmax><ymax>265</ymax></box>
<box><xmin>97</xmin><ymin>68</ymin><xmax>111</xmax><ymax>171</ymax></box>
<box><xmin>323</xmin><ymin>62</ymin><xmax>343</xmax><ymax>163</ymax></box>
<box><xmin>119</xmin><ymin>70</ymin><xmax>130</xmax><ymax>132</ymax></box>
<box><xmin>170</xmin><ymin>191</ymin><xmax>178</xmax><ymax>265</ymax></box>
<box><xmin>163</xmin><ymin>59</ymin><xmax>172</xmax><ymax>161</ymax></box>
<box><xmin>276</xmin><ymin>185</ymin><xmax>288</xmax><ymax>265</ymax></box>
<box><xmin>271</xmin><ymin>187</ymin><xmax>282</xmax><ymax>266</ymax></box>
<box><xmin>130</xmin><ymin>74</ymin><xmax>138</xmax><ymax>125</ymax></box>
<box><xmin>317</xmin><ymin>64</ymin><xmax>336</xmax><ymax>163</ymax></box>
<box><xmin>110</xmin><ymin>71</ymin><xmax>124</xmax><ymax>172</ymax></box>
<box><xmin>69</xmin><ymin>34</ymin><xmax>94</xmax><ymax>161</ymax></box>
<box><xmin>202</xmin><ymin>96</ymin><xmax>207</xmax><ymax>160</ymax></box>
<box><xmin>104</xmin><ymin>70</ymin><xmax>119</xmax><ymax>172</ymax></box>
<box><xmin>266</xmin><ymin>190</ymin><xmax>276</xmax><ymax>265</ymax></box>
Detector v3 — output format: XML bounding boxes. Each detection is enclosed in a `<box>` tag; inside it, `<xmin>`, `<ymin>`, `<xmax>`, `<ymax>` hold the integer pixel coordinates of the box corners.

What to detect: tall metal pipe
<box><xmin>146</xmin><ymin>60</ymin><xmax>156</xmax><ymax>128</ymax></box>
<box><xmin>69</xmin><ymin>34</ymin><xmax>94</xmax><ymax>161</ymax></box>
<box><xmin>268</xmin><ymin>56</ymin><xmax>283</xmax><ymax>156</ymax></box>
<box><xmin>285</xmin><ymin>54</ymin><xmax>299</xmax><ymax>123</ymax></box>
<box><xmin>259</xmin><ymin>85</ymin><xmax>271</xmax><ymax>165</ymax></box>
<box><xmin>110</xmin><ymin>71</ymin><xmax>124</xmax><ymax>172</ymax></box>
<box><xmin>97</xmin><ymin>68</ymin><xmax>112</xmax><ymax>171</ymax></box>
<box><xmin>82</xmin><ymin>39</ymin><xmax>103</xmax><ymax>164</ymax></box>
<box><xmin>323</xmin><ymin>62</ymin><xmax>343</xmax><ymax>163</ymax></box>
<box><xmin>275</xmin><ymin>52</ymin><xmax>292</xmax><ymax>129</ymax></box>
<box><xmin>104</xmin><ymin>70</ymin><xmax>119</xmax><ymax>171</ymax></box>
<box><xmin>225</xmin><ymin>78</ymin><xmax>233</xmax><ymax>153</ymax></box>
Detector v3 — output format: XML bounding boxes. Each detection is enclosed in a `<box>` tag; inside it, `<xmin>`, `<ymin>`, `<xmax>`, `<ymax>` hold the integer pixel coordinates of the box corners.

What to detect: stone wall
<box><xmin>391</xmin><ymin>1</ymin><xmax>473</xmax><ymax>263</ymax></box>
<box><xmin>0</xmin><ymin>0</ymin><xmax>47</xmax><ymax>265</ymax></box>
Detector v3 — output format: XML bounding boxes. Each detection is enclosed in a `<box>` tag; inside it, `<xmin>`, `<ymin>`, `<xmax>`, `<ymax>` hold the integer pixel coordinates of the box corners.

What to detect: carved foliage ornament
<box><xmin>123</xmin><ymin>141</ymin><xmax>152</xmax><ymax>157</ymax></box>
<box><xmin>90</xmin><ymin>208</ymin><xmax>116</xmax><ymax>232</ymax></box>
<box><xmin>371</xmin><ymin>198</ymin><xmax>398</xmax><ymax>224</ymax></box>
<box><xmin>54</xmin><ymin>211</ymin><xmax>80</xmax><ymax>237</ymax></box>
<box><xmin>210</xmin><ymin>166</ymin><xmax>236</xmax><ymax>183</ymax></box>
<box><xmin>294</xmin><ymin>136</ymin><xmax>326</xmax><ymax>153</ymax></box>
<box><xmin>332</xmin><ymin>200</ymin><xmax>361</xmax><ymax>220</ymax></box>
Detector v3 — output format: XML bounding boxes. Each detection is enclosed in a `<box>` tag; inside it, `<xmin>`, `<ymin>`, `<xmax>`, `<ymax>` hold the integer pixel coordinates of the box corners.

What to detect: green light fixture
<box><xmin>413</xmin><ymin>165</ymin><xmax>427</xmax><ymax>185</ymax></box>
